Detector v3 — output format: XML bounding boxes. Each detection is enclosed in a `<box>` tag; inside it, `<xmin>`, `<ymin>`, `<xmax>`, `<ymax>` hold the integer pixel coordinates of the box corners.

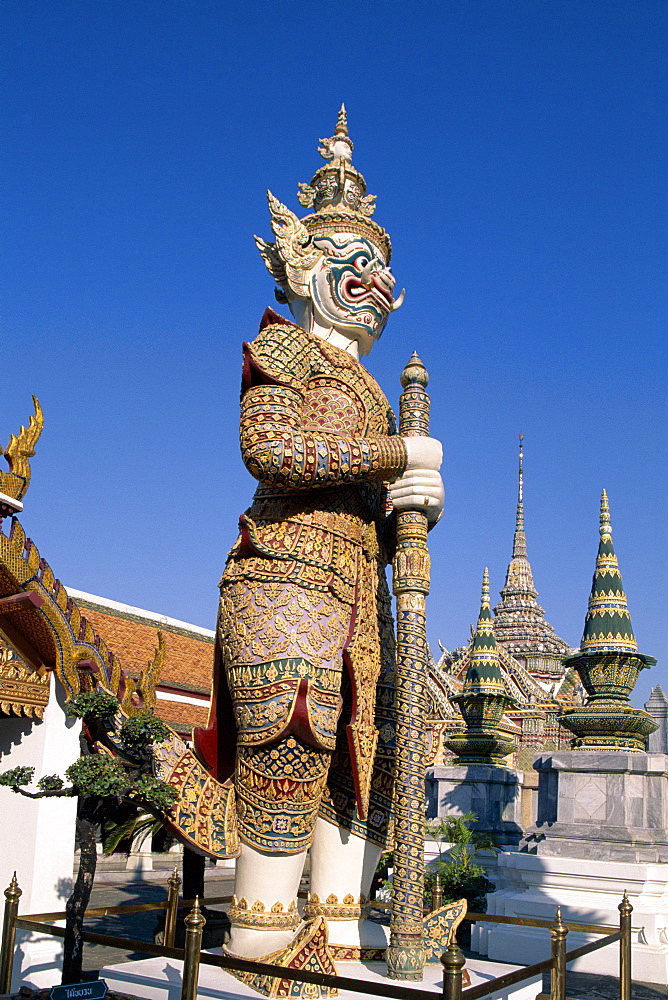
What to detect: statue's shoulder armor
<box><xmin>243</xmin><ymin>314</ymin><xmax>314</xmax><ymax>393</ymax></box>
<box><xmin>242</xmin><ymin>309</ymin><xmax>397</xmax><ymax>438</ymax></box>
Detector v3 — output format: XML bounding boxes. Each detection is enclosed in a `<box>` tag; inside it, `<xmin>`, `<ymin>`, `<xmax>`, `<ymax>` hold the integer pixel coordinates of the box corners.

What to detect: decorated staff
<box><xmin>387</xmin><ymin>354</ymin><xmax>433</xmax><ymax>980</ymax></box>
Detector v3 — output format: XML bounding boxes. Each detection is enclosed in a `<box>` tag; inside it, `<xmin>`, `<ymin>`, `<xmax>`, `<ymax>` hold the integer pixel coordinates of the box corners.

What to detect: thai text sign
<box><xmin>50</xmin><ymin>981</ymin><xmax>107</xmax><ymax>1000</ymax></box>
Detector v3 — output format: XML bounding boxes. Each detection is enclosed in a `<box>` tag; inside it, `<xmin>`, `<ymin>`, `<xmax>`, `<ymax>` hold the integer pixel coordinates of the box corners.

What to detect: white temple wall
<box><xmin>0</xmin><ymin>679</ymin><xmax>79</xmax><ymax>990</ymax></box>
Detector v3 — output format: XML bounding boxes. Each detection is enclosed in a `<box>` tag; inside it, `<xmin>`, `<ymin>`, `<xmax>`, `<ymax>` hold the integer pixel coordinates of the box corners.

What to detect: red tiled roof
<box><xmin>72</xmin><ymin>595</ymin><xmax>214</xmax><ymax>735</ymax></box>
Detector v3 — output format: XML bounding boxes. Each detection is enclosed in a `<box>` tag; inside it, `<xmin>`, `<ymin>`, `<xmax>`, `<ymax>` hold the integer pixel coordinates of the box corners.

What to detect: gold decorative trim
<box><xmin>304</xmin><ymin>892</ymin><xmax>368</xmax><ymax>921</ymax></box>
<box><xmin>229</xmin><ymin>895</ymin><xmax>301</xmax><ymax>931</ymax></box>
<box><xmin>0</xmin><ymin>646</ymin><xmax>49</xmax><ymax>718</ymax></box>
<box><xmin>328</xmin><ymin>943</ymin><xmax>385</xmax><ymax>962</ymax></box>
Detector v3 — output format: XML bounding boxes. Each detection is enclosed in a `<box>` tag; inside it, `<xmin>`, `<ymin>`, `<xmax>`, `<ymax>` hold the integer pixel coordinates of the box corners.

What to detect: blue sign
<box><xmin>50</xmin><ymin>980</ymin><xmax>107</xmax><ymax>1000</ymax></box>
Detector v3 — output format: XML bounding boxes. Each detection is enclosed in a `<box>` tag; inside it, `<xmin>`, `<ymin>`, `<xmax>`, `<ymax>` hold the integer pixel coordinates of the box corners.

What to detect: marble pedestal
<box><xmin>523</xmin><ymin>751</ymin><xmax>668</xmax><ymax>862</ymax></box>
<box><xmin>471</xmin><ymin>751</ymin><xmax>668</xmax><ymax>984</ymax></box>
<box><xmin>471</xmin><ymin>852</ymin><xmax>668</xmax><ymax>984</ymax></box>
<box><xmin>426</xmin><ymin>765</ymin><xmax>527</xmax><ymax>847</ymax></box>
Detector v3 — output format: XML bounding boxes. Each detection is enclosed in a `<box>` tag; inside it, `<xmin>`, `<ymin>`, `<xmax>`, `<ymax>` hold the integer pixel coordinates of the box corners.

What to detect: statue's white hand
<box><xmin>403</xmin><ymin>436</ymin><xmax>442</xmax><ymax>472</ymax></box>
<box><xmin>389</xmin><ymin>468</ymin><xmax>445</xmax><ymax>522</ymax></box>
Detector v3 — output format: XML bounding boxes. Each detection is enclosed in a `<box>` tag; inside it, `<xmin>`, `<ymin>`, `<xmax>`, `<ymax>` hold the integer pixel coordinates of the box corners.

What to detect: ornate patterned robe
<box><xmin>196</xmin><ymin>310</ymin><xmax>406</xmax><ymax>853</ymax></box>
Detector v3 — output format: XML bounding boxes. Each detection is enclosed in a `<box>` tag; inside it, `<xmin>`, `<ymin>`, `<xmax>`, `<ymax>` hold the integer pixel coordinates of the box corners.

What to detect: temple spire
<box><xmin>512</xmin><ymin>434</ymin><xmax>527</xmax><ymax>558</ymax></box>
<box><xmin>446</xmin><ymin>569</ymin><xmax>517</xmax><ymax>764</ymax></box>
<box><xmin>580</xmin><ymin>490</ymin><xmax>637</xmax><ymax>654</ymax></box>
<box><xmin>492</xmin><ymin>436</ymin><xmax>571</xmax><ymax>665</ymax></box>
<box><xmin>466</xmin><ymin>569</ymin><xmax>505</xmax><ymax>692</ymax></box>
<box><xmin>496</xmin><ymin>435</ymin><xmax>538</xmax><ymax>607</ymax></box>
<box><xmin>560</xmin><ymin>490</ymin><xmax>656</xmax><ymax>751</ymax></box>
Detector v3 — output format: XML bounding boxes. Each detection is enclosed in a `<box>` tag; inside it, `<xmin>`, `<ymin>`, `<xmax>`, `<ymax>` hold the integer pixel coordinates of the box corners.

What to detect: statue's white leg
<box><xmin>308</xmin><ymin>815</ymin><xmax>388</xmax><ymax>951</ymax></box>
<box><xmin>226</xmin><ymin>842</ymin><xmax>307</xmax><ymax>958</ymax></box>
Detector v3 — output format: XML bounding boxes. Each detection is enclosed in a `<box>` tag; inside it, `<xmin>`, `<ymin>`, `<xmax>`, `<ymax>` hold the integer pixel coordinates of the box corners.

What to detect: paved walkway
<box><xmin>547</xmin><ymin>971</ymin><xmax>668</xmax><ymax>1000</ymax></box>
<box><xmin>76</xmin><ymin>877</ymin><xmax>667</xmax><ymax>999</ymax></box>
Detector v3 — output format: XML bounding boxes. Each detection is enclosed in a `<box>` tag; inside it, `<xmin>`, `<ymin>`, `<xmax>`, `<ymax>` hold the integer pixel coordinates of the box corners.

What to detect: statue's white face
<box><xmin>304</xmin><ymin>233</ymin><xmax>400</xmax><ymax>356</ymax></box>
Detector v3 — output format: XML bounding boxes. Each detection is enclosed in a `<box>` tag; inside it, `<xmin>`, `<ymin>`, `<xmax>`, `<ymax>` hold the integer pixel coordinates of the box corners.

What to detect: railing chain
<box><xmin>0</xmin><ymin>871</ymin><xmax>635</xmax><ymax>1000</ymax></box>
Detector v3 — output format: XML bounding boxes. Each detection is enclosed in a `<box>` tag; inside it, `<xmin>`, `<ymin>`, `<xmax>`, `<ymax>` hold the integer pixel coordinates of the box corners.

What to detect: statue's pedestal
<box><xmin>100</xmin><ymin>953</ymin><xmax>542</xmax><ymax>1000</ymax></box>
<box><xmin>0</xmin><ymin>683</ymin><xmax>79</xmax><ymax>991</ymax></box>
<box><xmin>426</xmin><ymin>765</ymin><xmax>528</xmax><ymax>847</ymax></box>
<box><xmin>471</xmin><ymin>751</ymin><xmax>668</xmax><ymax>985</ymax></box>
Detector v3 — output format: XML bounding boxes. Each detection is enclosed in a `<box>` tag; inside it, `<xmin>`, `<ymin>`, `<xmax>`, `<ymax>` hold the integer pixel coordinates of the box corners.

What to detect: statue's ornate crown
<box><xmin>255</xmin><ymin>106</ymin><xmax>391</xmax><ymax>297</ymax></box>
<box><xmin>296</xmin><ymin>104</ymin><xmax>390</xmax><ymax>258</ymax></box>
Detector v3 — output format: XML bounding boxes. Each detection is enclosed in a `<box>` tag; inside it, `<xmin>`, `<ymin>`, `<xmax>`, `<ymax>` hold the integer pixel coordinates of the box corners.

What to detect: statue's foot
<box><xmin>326</xmin><ymin>917</ymin><xmax>388</xmax><ymax>962</ymax></box>
<box><xmin>223</xmin><ymin>915</ymin><xmax>338</xmax><ymax>998</ymax></box>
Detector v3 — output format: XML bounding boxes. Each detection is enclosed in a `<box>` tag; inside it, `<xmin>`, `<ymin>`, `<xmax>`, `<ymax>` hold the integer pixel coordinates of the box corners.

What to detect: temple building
<box><xmin>427</xmin><ymin>438</ymin><xmax>584</xmax><ymax>769</ymax></box>
<box><xmin>0</xmin><ymin>592</ymin><xmax>213</xmax><ymax>742</ymax></box>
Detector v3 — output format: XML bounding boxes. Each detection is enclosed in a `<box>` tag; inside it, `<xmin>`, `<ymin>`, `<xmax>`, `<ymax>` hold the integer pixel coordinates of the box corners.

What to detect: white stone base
<box><xmin>471</xmin><ymin>851</ymin><xmax>668</xmax><ymax>985</ymax></box>
<box><xmin>100</xmin><ymin>954</ymin><xmax>541</xmax><ymax>1000</ymax></box>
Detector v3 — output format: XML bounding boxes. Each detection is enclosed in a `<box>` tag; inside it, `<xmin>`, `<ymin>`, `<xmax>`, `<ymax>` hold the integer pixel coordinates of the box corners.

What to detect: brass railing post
<box><xmin>431</xmin><ymin>872</ymin><xmax>443</xmax><ymax>912</ymax></box>
<box><xmin>181</xmin><ymin>895</ymin><xmax>205</xmax><ymax>1000</ymax></box>
<box><xmin>441</xmin><ymin>940</ymin><xmax>465</xmax><ymax>1000</ymax></box>
<box><xmin>618</xmin><ymin>891</ymin><xmax>632</xmax><ymax>1000</ymax></box>
<box><xmin>164</xmin><ymin>865</ymin><xmax>182</xmax><ymax>948</ymax></box>
<box><xmin>550</xmin><ymin>906</ymin><xmax>568</xmax><ymax>1000</ymax></box>
<box><xmin>0</xmin><ymin>872</ymin><xmax>22</xmax><ymax>995</ymax></box>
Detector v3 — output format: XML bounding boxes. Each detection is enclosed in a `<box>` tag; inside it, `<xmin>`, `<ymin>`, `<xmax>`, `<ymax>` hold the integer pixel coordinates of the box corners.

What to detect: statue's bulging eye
<box><xmin>354</xmin><ymin>255</ymin><xmax>370</xmax><ymax>271</ymax></box>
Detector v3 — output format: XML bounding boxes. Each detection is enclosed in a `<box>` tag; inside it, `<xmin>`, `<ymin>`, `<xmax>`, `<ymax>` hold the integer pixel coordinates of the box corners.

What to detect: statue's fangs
<box><xmin>193</xmin><ymin>106</ymin><xmax>445</xmax><ymax>989</ymax></box>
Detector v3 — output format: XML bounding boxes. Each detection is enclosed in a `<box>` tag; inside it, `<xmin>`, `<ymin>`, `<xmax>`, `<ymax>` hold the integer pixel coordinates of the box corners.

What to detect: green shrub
<box><xmin>120</xmin><ymin>712</ymin><xmax>171</xmax><ymax>752</ymax></box>
<box><xmin>0</xmin><ymin>765</ymin><xmax>34</xmax><ymax>788</ymax></box>
<box><xmin>424</xmin><ymin>859</ymin><xmax>495</xmax><ymax>912</ymax></box>
<box><xmin>66</xmin><ymin>691</ymin><xmax>119</xmax><ymax>722</ymax></box>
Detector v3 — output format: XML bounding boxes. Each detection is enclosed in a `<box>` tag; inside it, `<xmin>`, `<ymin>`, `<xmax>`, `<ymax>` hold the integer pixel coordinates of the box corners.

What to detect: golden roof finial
<box><xmin>481</xmin><ymin>567</ymin><xmax>490</xmax><ymax>610</ymax></box>
<box><xmin>600</xmin><ymin>488</ymin><xmax>611</xmax><ymax>539</ymax></box>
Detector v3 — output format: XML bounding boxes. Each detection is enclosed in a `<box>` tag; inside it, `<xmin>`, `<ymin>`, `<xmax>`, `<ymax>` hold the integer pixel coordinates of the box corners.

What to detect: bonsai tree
<box><xmin>0</xmin><ymin>691</ymin><xmax>179</xmax><ymax>984</ymax></box>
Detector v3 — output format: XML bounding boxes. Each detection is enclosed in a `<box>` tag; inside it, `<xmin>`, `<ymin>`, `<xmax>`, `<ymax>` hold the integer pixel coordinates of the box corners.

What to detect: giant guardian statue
<box><xmin>194</xmin><ymin>107</ymin><xmax>445</xmax><ymax>976</ymax></box>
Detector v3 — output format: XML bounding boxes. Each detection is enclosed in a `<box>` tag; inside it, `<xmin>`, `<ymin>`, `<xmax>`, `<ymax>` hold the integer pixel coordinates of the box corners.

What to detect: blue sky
<box><xmin>2</xmin><ymin>1</ymin><xmax>666</xmax><ymax>707</ymax></box>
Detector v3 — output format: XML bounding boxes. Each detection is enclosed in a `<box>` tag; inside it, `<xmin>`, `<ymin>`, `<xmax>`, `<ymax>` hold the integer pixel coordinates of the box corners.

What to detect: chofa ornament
<box><xmin>0</xmin><ymin>395</ymin><xmax>43</xmax><ymax>516</ymax></box>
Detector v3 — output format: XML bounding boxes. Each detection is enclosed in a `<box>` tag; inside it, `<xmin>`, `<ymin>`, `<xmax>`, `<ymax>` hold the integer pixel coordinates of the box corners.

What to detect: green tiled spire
<box><xmin>447</xmin><ymin>569</ymin><xmax>517</xmax><ymax>764</ymax></box>
<box><xmin>580</xmin><ymin>490</ymin><xmax>637</xmax><ymax>654</ymax></box>
<box><xmin>560</xmin><ymin>490</ymin><xmax>656</xmax><ymax>751</ymax></box>
<box><xmin>463</xmin><ymin>569</ymin><xmax>506</xmax><ymax>695</ymax></box>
